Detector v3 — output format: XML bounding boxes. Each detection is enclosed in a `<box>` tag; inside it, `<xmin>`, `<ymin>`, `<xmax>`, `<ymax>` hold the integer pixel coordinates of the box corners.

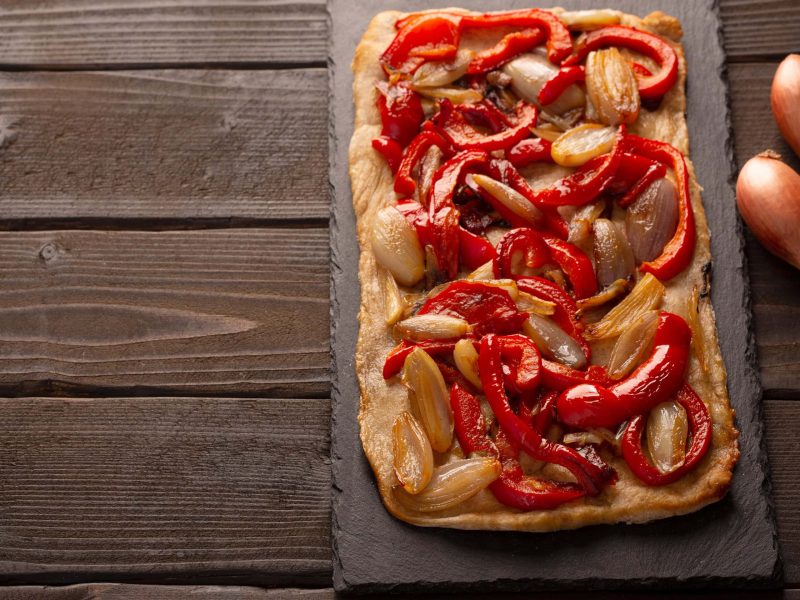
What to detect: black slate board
<box><xmin>329</xmin><ymin>0</ymin><xmax>781</xmax><ymax>593</ymax></box>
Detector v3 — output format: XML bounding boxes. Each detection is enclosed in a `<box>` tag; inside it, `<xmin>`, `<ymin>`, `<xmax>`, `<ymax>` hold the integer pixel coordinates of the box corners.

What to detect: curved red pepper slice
<box><xmin>555</xmin><ymin>312</ymin><xmax>691</xmax><ymax>429</ymax></box>
<box><xmin>450</xmin><ymin>382</ymin><xmax>586</xmax><ymax>510</ymax></box>
<box><xmin>624</xmin><ymin>134</ymin><xmax>695</xmax><ymax>281</ymax></box>
<box><xmin>542</xmin><ymin>234</ymin><xmax>598</xmax><ymax>299</ymax></box>
<box><xmin>507</xmin><ymin>137</ymin><xmax>554</xmax><ymax>168</ymax></box>
<box><xmin>460</xmin><ymin>9</ymin><xmax>573</xmax><ymax>65</ymax></box>
<box><xmin>467</xmin><ymin>28</ymin><xmax>547</xmax><ymax>74</ymax></box>
<box><xmin>428</xmin><ymin>150</ymin><xmax>490</xmax><ymax>279</ymax></box>
<box><xmin>610</xmin><ymin>152</ymin><xmax>668</xmax><ymax>207</ymax></box>
<box><xmin>564</xmin><ymin>25</ymin><xmax>678</xmax><ymax>101</ymax></box>
<box><xmin>516</xmin><ymin>276</ymin><xmax>591</xmax><ymax>361</ymax></box>
<box><xmin>492</xmin><ymin>228</ymin><xmax>550</xmax><ymax>279</ymax></box>
<box><xmin>381</xmin><ymin>13</ymin><xmax>462</xmax><ymax>74</ymax></box>
<box><xmin>621</xmin><ymin>383</ymin><xmax>712</xmax><ymax>486</ymax></box>
<box><xmin>419</xmin><ymin>280</ymin><xmax>526</xmax><ymax>336</ymax></box>
<box><xmin>538</xmin><ymin>65</ymin><xmax>585</xmax><ymax>106</ymax></box>
<box><xmin>431</xmin><ymin>99</ymin><xmax>538</xmax><ymax>152</ymax></box>
<box><xmin>528</xmin><ymin>126</ymin><xmax>625</xmax><ymax>207</ymax></box>
<box><xmin>458</xmin><ymin>227</ymin><xmax>496</xmax><ymax>270</ymax></box>
<box><xmin>372</xmin><ymin>136</ymin><xmax>404</xmax><ymax>172</ymax></box>
<box><xmin>375</xmin><ymin>82</ymin><xmax>424</xmax><ymax>147</ymax></box>
<box><xmin>541</xmin><ymin>361</ymin><xmax>610</xmax><ymax>391</ymax></box>
<box><xmin>382</xmin><ymin>339</ymin><xmax>457</xmax><ymax>379</ymax></box>
<box><xmin>394</xmin><ymin>130</ymin><xmax>453</xmax><ymax>197</ymax></box>
<box><xmin>457</xmin><ymin>99</ymin><xmax>512</xmax><ymax>133</ymax></box>
<box><xmin>478</xmin><ymin>334</ymin><xmax>615</xmax><ymax>495</ymax></box>
<box><xmin>497</xmin><ymin>334</ymin><xmax>542</xmax><ymax>394</ymax></box>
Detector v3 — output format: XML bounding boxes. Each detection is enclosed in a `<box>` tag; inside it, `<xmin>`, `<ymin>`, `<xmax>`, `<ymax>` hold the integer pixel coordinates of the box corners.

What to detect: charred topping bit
<box><xmin>371</xmin><ymin>9</ymin><xmax>709</xmax><ymax>508</ymax></box>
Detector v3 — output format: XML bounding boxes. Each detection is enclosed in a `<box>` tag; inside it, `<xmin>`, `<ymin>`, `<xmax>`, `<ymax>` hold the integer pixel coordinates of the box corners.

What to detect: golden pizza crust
<box><xmin>348</xmin><ymin>8</ymin><xmax>739</xmax><ymax>531</ymax></box>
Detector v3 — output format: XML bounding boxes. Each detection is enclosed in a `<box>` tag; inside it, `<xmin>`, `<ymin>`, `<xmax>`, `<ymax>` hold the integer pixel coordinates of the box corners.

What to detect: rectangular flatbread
<box><xmin>348</xmin><ymin>6</ymin><xmax>739</xmax><ymax>531</ymax></box>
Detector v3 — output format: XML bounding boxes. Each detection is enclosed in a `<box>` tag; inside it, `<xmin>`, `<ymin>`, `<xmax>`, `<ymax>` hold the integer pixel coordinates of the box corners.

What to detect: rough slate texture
<box><xmin>329</xmin><ymin>0</ymin><xmax>780</xmax><ymax>593</ymax></box>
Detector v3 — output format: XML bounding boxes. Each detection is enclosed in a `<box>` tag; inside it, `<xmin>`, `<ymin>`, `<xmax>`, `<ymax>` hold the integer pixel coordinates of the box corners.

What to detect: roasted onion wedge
<box><xmin>607</xmin><ymin>309</ymin><xmax>659</xmax><ymax>380</ymax></box>
<box><xmin>402</xmin><ymin>348</ymin><xmax>454</xmax><ymax>453</ymax></box>
<box><xmin>371</xmin><ymin>206</ymin><xmax>425</xmax><ymax>286</ymax></box>
<box><xmin>586</xmin><ymin>273</ymin><xmax>665</xmax><ymax>340</ymax></box>
<box><xmin>395</xmin><ymin>314</ymin><xmax>471</xmax><ymax>342</ymax></box>
<box><xmin>626</xmin><ymin>177</ymin><xmax>680</xmax><ymax>264</ymax></box>
<box><xmin>523</xmin><ymin>313</ymin><xmax>587</xmax><ymax>368</ymax></box>
<box><xmin>646</xmin><ymin>401</ymin><xmax>689</xmax><ymax>474</ymax></box>
<box><xmin>392</xmin><ymin>411</ymin><xmax>434</xmax><ymax>495</ymax></box>
<box><xmin>585</xmin><ymin>47</ymin><xmax>640</xmax><ymax>126</ymax></box>
<box><xmin>395</xmin><ymin>457</ymin><xmax>501</xmax><ymax>512</ymax></box>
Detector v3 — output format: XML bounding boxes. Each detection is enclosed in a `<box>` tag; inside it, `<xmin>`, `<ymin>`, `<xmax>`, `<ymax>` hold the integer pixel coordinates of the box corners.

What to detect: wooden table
<box><xmin>0</xmin><ymin>1</ymin><xmax>796</xmax><ymax>598</ymax></box>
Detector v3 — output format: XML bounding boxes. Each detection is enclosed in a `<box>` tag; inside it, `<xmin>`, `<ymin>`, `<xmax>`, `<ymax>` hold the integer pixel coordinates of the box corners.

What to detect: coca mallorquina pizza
<box><xmin>347</xmin><ymin>6</ymin><xmax>740</xmax><ymax>531</ymax></box>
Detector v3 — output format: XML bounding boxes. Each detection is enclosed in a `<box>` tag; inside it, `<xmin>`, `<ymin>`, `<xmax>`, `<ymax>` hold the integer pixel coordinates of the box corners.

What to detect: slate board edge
<box><xmin>711</xmin><ymin>0</ymin><xmax>782</xmax><ymax>583</ymax></box>
<box><xmin>328</xmin><ymin>0</ymin><xmax>780</xmax><ymax>592</ymax></box>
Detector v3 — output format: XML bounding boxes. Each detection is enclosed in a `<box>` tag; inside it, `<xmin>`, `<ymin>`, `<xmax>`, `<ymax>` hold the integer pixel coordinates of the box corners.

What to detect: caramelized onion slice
<box><xmin>402</xmin><ymin>348</ymin><xmax>454</xmax><ymax>453</ymax></box>
<box><xmin>551</xmin><ymin>123</ymin><xmax>615</xmax><ymax>167</ymax></box>
<box><xmin>469</xmin><ymin>174</ymin><xmax>544</xmax><ymax>227</ymax></box>
<box><xmin>411</xmin><ymin>49</ymin><xmax>473</xmax><ymax>88</ymax></box>
<box><xmin>395</xmin><ymin>457</ymin><xmax>501</xmax><ymax>512</ymax></box>
<box><xmin>392</xmin><ymin>411</ymin><xmax>434</xmax><ymax>495</ymax></box>
<box><xmin>395</xmin><ymin>314</ymin><xmax>470</xmax><ymax>342</ymax></box>
<box><xmin>607</xmin><ymin>309</ymin><xmax>659</xmax><ymax>380</ymax></box>
<box><xmin>381</xmin><ymin>268</ymin><xmax>406</xmax><ymax>326</ymax></box>
<box><xmin>586</xmin><ymin>273</ymin><xmax>665</xmax><ymax>340</ymax></box>
<box><xmin>585</xmin><ymin>47</ymin><xmax>640</xmax><ymax>126</ymax></box>
<box><xmin>453</xmin><ymin>339</ymin><xmax>482</xmax><ymax>389</ymax></box>
<box><xmin>516</xmin><ymin>291</ymin><xmax>557</xmax><ymax>316</ymax></box>
<box><xmin>371</xmin><ymin>206</ymin><xmax>425</xmax><ymax>287</ymax></box>
<box><xmin>626</xmin><ymin>177</ymin><xmax>680</xmax><ymax>264</ymax></box>
<box><xmin>687</xmin><ymin>286</ymin><xmax>710</xmax><ymax>375</ymax></box>
<box><xmin>523</xmin><ymin>313</ymin><xmax>587</xmax><ymax>368</ymax></box>
<box><xmin>503</xmin><ymin>53</ymin><xmax>585</xmax><ymax>114</ymax></box>
<box><xmin>576</xmin><ymin>278</ymin><xmax>629</xmax><ymax>314</ymax></box>
<box><xmin>559</xmin><ymin>9</ymin><xmax>622</xmax><ymax>29</ymax></box>
<box><xmin>467</xmin><ymin>260</ymin><xmax>495</xmax><ymax>280</ymax></box>
<box><xmin>413</xmin><ymin>86</ymin><xmax>483</xmax><ymax>104</ymax></box>
<box><xmin>593</xmin><ymin>218</ymin><xmax>635</xmax><ymax>288</ymax></box>
<box><xmin>646</xmin><ymin>401</ymin><xmax>689</xmax><ymax>474</ymax></box>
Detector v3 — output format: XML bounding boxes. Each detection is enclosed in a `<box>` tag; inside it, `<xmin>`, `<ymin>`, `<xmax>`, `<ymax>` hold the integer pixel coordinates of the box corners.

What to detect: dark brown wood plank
<box><xmin>0</xmin><ymin>0</ymin><xmax>792</xmax><ymax>68</ymax></box>
<box><xmin>0</xmin><ymin>396</ymin><xmax>331</xmax><ymax>586</ymax></box>
<box><xmin>4</xmin><ymin>585</ymin><xmax>798</xmax><ymax>600</ymax></box>
<box><xmin>728</xmin><ymin>62</ymin><xmax>800</xmax><ymax>399</ymax></box>
<box><xmin>765</xmin><ymin>400</ymin><xmax>800</xmax><ymax>586</ymax></box>
<box><xmin>720</xmin><ymin>0</ymin><xmax>800</xmax><ymax>61</ymax></box>
<box><xmin>0</xmin><ymin>397</ymin><xmax>793</xmax><ymax>588</ymax></box>
<box><xmin>0</xmin><ymin>69</ymin><xmax>328</xmax><ymax>222</ymax></box>
<box><xmin>0</xmin><ymin>1</ymin><xmax>328</xmax><ymax>69</ymax></box>
<box><xmin>0</xmin><ymin>229</ymin><xmax>329</xmax><ymax>396</ymax></box>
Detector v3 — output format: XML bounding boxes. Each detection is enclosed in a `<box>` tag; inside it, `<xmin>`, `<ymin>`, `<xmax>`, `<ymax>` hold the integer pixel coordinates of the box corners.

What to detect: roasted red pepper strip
<box><xmin>381</xmin><ymin>13</ymin><xmax>462</xmax><ymax>74</ymax></box>
<box><xmin>497</xmin><ymin>334</ymin><xmax>542</xmax><ymax>394</ymax></box>
<box><xmin>457</xmin><ymin>99</ymin><xmax>512</xmax><ymax>133</ymax></box>
<box><xmin>541</xmin><ymin>360</ymin><xmax>610</xmax><ymax>391</ymax></box>
<box><xmin>467</xmin><ymin>28</ymin><xmax>547</xmax><ymax>74</ymax></box>
<box><xmin>564</xmin><ymin>25</ymin><xmax>678</xmax><ymax>101</ymax></box>
<box><xmin>516</xmin><ymin>276</ymin><xmax>591</xmax><ymax>361</ymax></box>
<box><xmin>419</xmin><ymin>280</ymin><xmax>526</xmax><ymax>336</ymax></box>
<box><xmin>542</xmin><ymin>234</ymin><xmax>598</xmax><ymax>299</ymax></box>
<box><xmin>450</xmin><ymin>382</ymin><xmax>586</xmax><ymax>509</ymax></box>
<box><xmin>609</xmin><ymin>152</ymin><xmax>668</xmax><ymax>206</ymax></box>
<box><xmin>428</xmin><ymin>150</ymin><xmax>489</xmax><ymax>278</ymax></box>
<box><xmin>532</xmin><ymin>389</ymin><xmax>559</xmax><ymax>435</ymax></box>
<box><xmin>528</xmin><ymin>126</ymin><xmax>625</xmax><ymax>207</ymax></box>
<box><xmin>375</xmin><ymin>82</ymin><xmax>424</xmax><ymax>147</ymax></box>
<box><xmin>382</xmin><ymin>340</ymin><xmax>457</xmax><ymax>379</ymax></box>
<box><xmin>624</xmin><ymin>134</ymin><xmax>695</xmax><ymax>280</ymax></box>
<box><xmin>394</xmin><ymin>130</ymin><xmax>453</xmax><ymax>197</ymax></box>
<box><xmin>621</xmin><ymin>383</ymin><xmax>712</xmax><ymax>486</ymax></box>
<box><xmin>492</xmin><ymin>228</ymin><xmax>550</xmax><ymax>279</ymax></box>
<box><xmin>538</xmin><ymin>65</ymin><xmax>585</xmax><ymax>106</ymax></box>
<box><xmin>555</xmin><ymin>312</ymin><xmax>691</xmax><ymax>429</ymax></box>
<box><xmin>507</xmin><ymin>137</ymin><xmax>554</xmax><ymax>168</ymax></box>
<box><xmin>479</xmin><ymin>334</ymin><xmax>615</xmax><ymax>495</ymax></box>
<box><xmin>431</xmin><ymin>99</ymin><xmax>538</xmax><ymax>152</ymax></box>
<box><xmin>372</xmin><ymin>136</ymin><xmax>404</xmax><ymax>172</ymax></box>
<box><xmin>460</xmin><ymin>9</ymin><xmax>573</xmax><ymax>65</ymax></box>
<box><xmin>458</xmin><ymin>227</ymin><xmax>496</xmax><ymax>270</ymax></box>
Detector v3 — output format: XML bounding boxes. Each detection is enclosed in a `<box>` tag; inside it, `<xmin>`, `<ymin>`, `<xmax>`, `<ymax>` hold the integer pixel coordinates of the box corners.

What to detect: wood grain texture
<box><xmin>4</xmin><ymin>585</ymin><xmax>798</xmax><ymax>600</ymax></box>
<box><xmin>0</xmin><ymin>69</ymin><xmax>328</xmax><ymax>223</ymax></box>
<box><xmin>0</xmin><ymin>1</ymin><xmax>328</xmax><ymax>69</ymax></box>
<box><xmin>0</xmin><ymin>397</ymin><xmax>331</xmax><ymax>586</ymax></box>
<box><xmin>765</xmin><ymin>400</ymin><xmax>800</xmax><ymax>586</ymax></box>
<box><xmin>0</xmin><ymin>0</ymin><xmax>792</xmax><ymax>68</ymax></box>
<box><xmin>0</xmin><ymin>229</ymin><xmax>329</xmax><ymax>396</ymax></box>
<box><xmin>728</xmin><ymin>62</ymin><xmax>800</xmax><ymax>399</ymax></box>
<box><xmin>720</xmin><ymin>0</ymin><xmax>800</xmax><ymax>61</ymax></box>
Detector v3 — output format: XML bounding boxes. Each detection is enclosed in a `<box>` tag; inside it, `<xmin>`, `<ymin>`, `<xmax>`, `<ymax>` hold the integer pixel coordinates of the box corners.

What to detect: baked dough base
<box><xmin>348</xmin><ymin>7</ymin><xmax>739</xmax><ymax>531</ymax></box>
